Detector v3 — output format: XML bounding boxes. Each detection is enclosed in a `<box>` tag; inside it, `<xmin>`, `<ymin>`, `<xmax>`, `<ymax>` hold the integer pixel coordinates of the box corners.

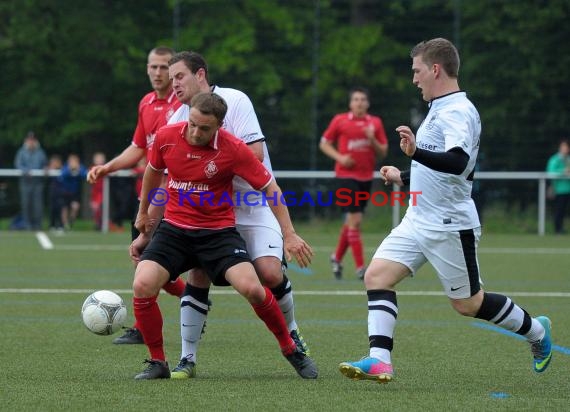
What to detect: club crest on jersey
<box><xmin>425</xmin><ymin>112</ymin><xmax>438</xmax><ymax>130</ymax></box>
<box><xmin>166</xmin><ymin>108</ymin><xmax>175</xmax><ymax>121</ymax></box>
<box><xmin>204</xmin><ymin>160</ymin><xmax>218</xmax><ymax>178</ymax></box>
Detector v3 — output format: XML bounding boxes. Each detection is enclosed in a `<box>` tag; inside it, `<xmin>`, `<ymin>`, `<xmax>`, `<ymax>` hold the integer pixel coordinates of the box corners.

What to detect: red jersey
<box><xmin>149</xmin><ymin>123</ymin><xmax>272</xmax><ymax>230</ymax></box>
<box><xmin>132</xmin><ymin>90</ymin><xmax>182</xmax><ymax>152</ymax></box>
<box><xmin>322</xmin><ymin>112</ymin><xmax>388</xmax><ymax>181</ymax></box>
<box><xmin>131</xmin><ymin>90</ymin><xmax>181</xmax><ymax>197</ymax></box>
<box><xmin>90</xmin><ymin>178</ymin><xmax>103</xmax><ymax>204</ymax></box>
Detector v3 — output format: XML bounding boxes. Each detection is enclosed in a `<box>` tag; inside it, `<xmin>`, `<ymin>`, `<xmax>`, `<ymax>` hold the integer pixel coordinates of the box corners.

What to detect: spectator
<box><xmin>89</xmin><ymin>152</ymin><xmax>106</xmax><ymax>230</ymax></box>
<box><xmin>59</xmin><ymin>153</ymin><xmax>87</xmax><ymax>230</ymax></box>
<box><xmin>546</xmin><ymin>139</ymin><xmax>570</xmax><ymax>234</ymax></box>
<box><xmin>14</xmin><ymin>131</ymin><xmax>48</xmax><ymax>230</ymax></box>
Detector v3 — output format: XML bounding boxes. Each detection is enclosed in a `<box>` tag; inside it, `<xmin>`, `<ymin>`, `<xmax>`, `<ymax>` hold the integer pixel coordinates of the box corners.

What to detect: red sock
<box><xmin>347</xmin><ymin>227</ymin><xmax>364</xmax><ymax>269</ymax></box>
<box><xmin>162</xmin><ymin>277</ymin><xmax>186</xmax><ymax>298</ymax></box>
<box><xmin>251</xmin><ymin>287</ymin><xmax>295</xmax><ymax>355</ymax></box>
<box><xmin>334</xmin><ymin>224</ymin><xmax>350</xmax><ymax>261</ymax></box>
<box><xmin>131</xmin><ymin>278</ymin><xmax>184</xmax><ymax>331</ymax></box>
<box><xmin>133</xmin><ymin>296</ymin><xmax>165</xmax><ymax>361</ymax></box>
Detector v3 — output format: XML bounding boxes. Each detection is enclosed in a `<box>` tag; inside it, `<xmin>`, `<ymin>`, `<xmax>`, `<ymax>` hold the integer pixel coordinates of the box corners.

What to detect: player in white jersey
<box><xmin>161</xmin><ymin>51</ymin><xmax>315</xmax><ymax>379</ymax></box>
<box><xmin>339</xmin><ymin>38</ymin><xmax>552</xmax><ymax>383</ymax></box>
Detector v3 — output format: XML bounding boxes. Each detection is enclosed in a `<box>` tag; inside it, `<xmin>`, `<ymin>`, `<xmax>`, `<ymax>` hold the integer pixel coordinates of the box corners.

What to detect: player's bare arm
<box><xmin>380</xmin><ymin>166</ymin><xmax>404</xmax><ymax>186</ymax></box>
<box><xmin>319</xmin><ymin>139</ymin><xmax>355</xmax><ymax>168</ymax></box>
<box><xmin>87</xmin><ymin>145</ymin><xmax>145</xmax><ymax>183</ymax></box>
<box><xmin>365</xmin><ymin>124</ymin><xmax>388</xmax><ymax>159</ymax></box>
<box><xmin>135</xmin><ymin>164</ymin><xmax>164</xmax><ymax>235</ymax></box>
<box><xmin>247</xmin><ymin>141</ymin><xmax>264</xmax><ymax>162</ymax></box>
<box><xmin>396</xmin><ymin>125</ymin><xmax>417</xmax><ymax>157</ymax></box>
<box><xmin>371</xmin><ymin>140</ymin><xmax>388</xmax><ymax>159</ymax></box>
<box><xmin>142</xmin><ymin>173</ymin><xmax>168</xmax><ymax>236</ymax></box>
<box><xmin>262</xmin><ymin>179</ymin><xmax>314</xmax><ymax>267</ymax></box>
<box><xmin>129</xmin><ymin>234</ymin><xmax>150</xmax><ymax>266</ymax></box>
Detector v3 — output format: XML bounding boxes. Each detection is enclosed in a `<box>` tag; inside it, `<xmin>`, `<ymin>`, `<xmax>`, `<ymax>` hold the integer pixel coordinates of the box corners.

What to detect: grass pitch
<box><xmin>1</xmin><ymin>225</ymin><xmax>569</xmax><ymax>411</ymax></box>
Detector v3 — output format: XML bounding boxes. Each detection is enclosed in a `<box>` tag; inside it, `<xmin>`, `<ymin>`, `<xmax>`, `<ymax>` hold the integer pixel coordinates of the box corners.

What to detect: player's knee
<box><xmin>253</xmin><ymin>257</ymin><xmax>282</xmax><ymax>288</ymax></box>
<box><xmin>133</xmin><ymin>277</ymin><xmax>159</xmax><ymax>298</ymax></box>
<box><xmin>363</xmin><ymin>269</ymin><xmax>380</xmax><ymax>289</ymax></box>
<box><xmin>366</xmin><ymin>259</ymin><xmax>410</xmax><ymax>290</ymax></box>
<box><xmin>450</xmin><ymin>299</ymin><xmax>478</xmax><ymax>317</ymax></box>
<box><xmin>256</xmin><ymin>268</ymin><xmax>282</xmax><ymax>288</ymax></box>
<box><xmin>450</xmin><ymin>290</ymin><xmax>483</xmax><ymax>317</ymax></box>
<box><xmin>237</xmin><ymin>281</ymin><xmax>265</xmax><ymax>305</ymax></box>
<box><xmin>133</xmin><ymin>267</ymin><xmax>163</xmax><ymax>297</ymax></box>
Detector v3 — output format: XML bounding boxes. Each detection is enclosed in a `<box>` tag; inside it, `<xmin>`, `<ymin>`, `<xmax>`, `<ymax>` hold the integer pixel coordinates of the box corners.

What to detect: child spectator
<box><xmin>89</xmin><ymin>152</ymin><xmax>106</xmax><ymax>230</ymax></box>
<box><xmin>48</xmin><ymin>154</ymin><xmax>64</xmax><ymax>231</ymax></box>
<box><xmin>60</xmin><ymin>153</ymin><xmax>87</xmax><ymax>230</ymax></box>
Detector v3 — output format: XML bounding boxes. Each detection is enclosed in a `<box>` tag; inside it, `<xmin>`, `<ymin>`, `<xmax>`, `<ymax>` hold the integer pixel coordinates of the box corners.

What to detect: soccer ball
<box><xmin>81</xmin><ymin>290</ymin><xmax>127</xmax><ymax>335</ymax></box>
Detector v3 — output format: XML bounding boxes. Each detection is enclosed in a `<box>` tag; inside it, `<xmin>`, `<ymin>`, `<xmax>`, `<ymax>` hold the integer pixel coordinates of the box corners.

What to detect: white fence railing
<box><xmin>274</xmin><ymin>170</ymin><xmax>565</xmax><ymax>236</ymax></box>
<box><xmin>0</xmin><ymin>169</ymin><xmax>568</xmax><ymax>235</ymax></box>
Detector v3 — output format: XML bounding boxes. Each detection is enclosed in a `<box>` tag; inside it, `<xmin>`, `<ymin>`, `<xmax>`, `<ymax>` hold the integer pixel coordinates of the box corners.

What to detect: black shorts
<box><xmin>140</xmin><ymin>221</ymin><xmax>251</xmax><ymax>286</ymax></box>
<box><xmin>336</xmin><ymin>178</ymin><xmax>373</xmax><ymax>213</ymax></box>
<box><xmin>62</xmin><ymin>191</ymin><xmax>80</xmax><ymax>207</ymax></box>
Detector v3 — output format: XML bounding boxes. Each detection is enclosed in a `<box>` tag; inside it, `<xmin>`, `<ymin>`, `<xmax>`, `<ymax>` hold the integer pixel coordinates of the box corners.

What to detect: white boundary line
<box><xmin>0</xmin><ymin>288</ymin><xmax>568</xmax><ymax>297</ymax></box>
<box><xmin>35</xmin><ymin>231</ymin><xmax>54</xmax><ymax>250</ymax></box>
<box><xmin>47</xmin><ymin>244</ymin><xmax>570</xmax><ymax>254</ymax></box>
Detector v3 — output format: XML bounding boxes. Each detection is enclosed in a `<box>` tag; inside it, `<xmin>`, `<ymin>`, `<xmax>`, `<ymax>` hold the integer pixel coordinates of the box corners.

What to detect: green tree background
<box><xmin>1</xmin><ymin>0</ymin><xmax>569</xmax><ymax>173</ymax></box>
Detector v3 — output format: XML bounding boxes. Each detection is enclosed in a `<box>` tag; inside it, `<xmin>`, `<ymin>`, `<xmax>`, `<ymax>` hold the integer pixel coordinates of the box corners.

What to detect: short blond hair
<box><xmin>411</xmin><ymin>38</ymin><xmax>460</xmax><ymax>78</ymax></box>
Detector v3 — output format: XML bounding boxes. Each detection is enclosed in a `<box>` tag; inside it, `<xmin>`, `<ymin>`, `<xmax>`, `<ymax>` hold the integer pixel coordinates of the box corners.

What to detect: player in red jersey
<box><xmin>129</xmin><ymin>92</ymin><xmax>317</xmax><ymax>380</ymax></box>
<box><xmin>86</xmin><ymin>46</ymin><xmax>186</xmax><ymax>344</ymax></box>
<box><xmin>319</xmin><ymin>87</ymin><xmax>388</xmax><ymax>280</ymax></box>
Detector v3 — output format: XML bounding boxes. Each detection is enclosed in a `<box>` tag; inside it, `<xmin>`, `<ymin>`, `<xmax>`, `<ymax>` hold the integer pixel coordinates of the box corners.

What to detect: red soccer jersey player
<box><xmin>129</xmin><ymin>92</ymin><xmax>316</xmax><ymax>380</ymax></box>
<box><xmin>322</xmin><ymin>109</ymin><xmax>388</xmax><ymax>181</ymax></box>
<box><xmin>131</xmin><ymin>90</ymin><xmax>180</xmax><ymax>196</ymax></box>
<box><xmin>320</xmin><ymin>87</ymin><xmax>388</xmax><ymax>280</ymax></box>
<box><xmin>86</xmin><ymin>47</ymin><xmax>185</xmax><ymax>345</ymax></box>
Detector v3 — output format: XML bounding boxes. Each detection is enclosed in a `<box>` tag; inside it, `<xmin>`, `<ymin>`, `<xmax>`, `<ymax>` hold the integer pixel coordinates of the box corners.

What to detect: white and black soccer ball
<box><xmin>81</xmin><ymin>290</ymin><xmax>127</xmax><ymax>335</ymax></box>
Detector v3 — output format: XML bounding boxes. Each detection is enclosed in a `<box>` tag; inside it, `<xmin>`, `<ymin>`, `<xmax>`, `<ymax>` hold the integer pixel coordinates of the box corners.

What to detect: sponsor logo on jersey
<box><xmin>417</xmin><ymin>141</ymin><xmax>439</xmax><ymax>151</ymax></box>
<box><xmin>347</xmin><ymin>138</ymin><xmax>371</xmax><ymax>151</ymax></box>
<box><xmin>168</xmin><ymin>179</ymin><xmax>209</xmax><ymax>192</ymax></box>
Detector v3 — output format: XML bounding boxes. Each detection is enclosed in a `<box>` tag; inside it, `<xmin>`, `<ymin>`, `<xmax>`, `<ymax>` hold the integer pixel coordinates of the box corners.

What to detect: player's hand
<box><xmin>364</xmin><ymin>124</ymin><xmax>376</xmax><ymax>141</ymax></box>
<box><xmin>283</xmin><ymin>233</ymin><xmax>313</xmax><ymax>268</ymax></box>
<box><xmin>380</xmin><ymin>166</ymin><xmax>403</xmax><ymax>186</ymax></box>
<box><xmin>86</xmin><ymin>165</ymin><xmax>107</xmax><ymax>184</ymax></box>
<box><xmin>396</xmin><ymin>125</ymin><xmax>417</xmax><ymax>157</ymax></box>
<box><xmin>134</xmin><ymin>212</ymin><xmax>157</xmax><ymax>235</ymax></box>
<box><xmin>338</xmin><ymin>154</ymin><xmax>355</xmax><ymax>168</ymax></box>
<box><xmin>129</xmin><ymin>233</ymin><xmax>151</xmax><ymax>266</ymax></box>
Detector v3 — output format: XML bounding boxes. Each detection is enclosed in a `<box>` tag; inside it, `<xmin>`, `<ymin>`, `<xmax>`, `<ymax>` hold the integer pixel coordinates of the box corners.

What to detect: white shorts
<box><xmin>236</xmin><ymin>205</ymin><xmax>283</xmax><ymax>261</ymax></box>
<box><xmin>373</xmin><ymin>215</ymin><xmax>483</xmax><ymax>299</ymax></box>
